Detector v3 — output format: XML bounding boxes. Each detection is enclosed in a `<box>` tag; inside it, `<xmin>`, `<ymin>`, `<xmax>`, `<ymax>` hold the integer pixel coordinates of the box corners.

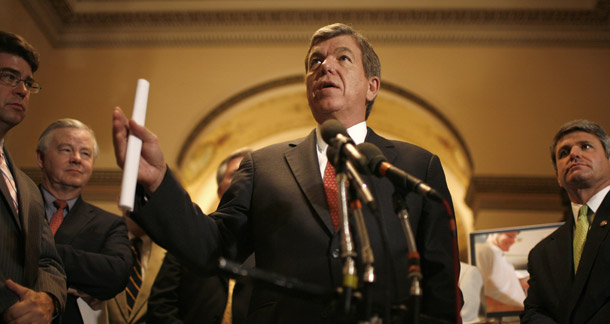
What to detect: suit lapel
<box><xmin>111</xmin><ymin>291</ymin><xmax>130</xmax><ymax>322</ymax></box>
<box><xmin>365</xmin><ymin>128</ymin><xmax>397</xmax><ymax>165</ymax></box>
<box><xmin>54</xmin><ymin>197</ymin><xmax>94</xmax><ymax>243</ymax></box>
<box><xmin>568</xmin><ymin>193</ymin><xmax>610</xmax><ymax>317</ymax></box>
<box><xmin>12</xmin><ymin>162</ymin><xmax>41</xmax><ymax>286</ymax></box>
<box><xmin>285</xmin><ymin>130</ymin><xmax>335</xmax><ymax>235</ymax></box>
<box><xmin>130</xmin><ymin>242</ymin><xmax>166</xmax><ymax>321</ymax></box>
<box><xmin>2</xmin><ymin>150</ymin><xmax>21</xmax><ymax>227</ymax></box>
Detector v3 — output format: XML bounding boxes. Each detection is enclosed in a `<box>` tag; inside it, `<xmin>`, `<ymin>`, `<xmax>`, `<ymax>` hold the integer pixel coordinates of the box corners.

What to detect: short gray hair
<box><xmin>550</xmin><ymin>119</ymin><xmax>610</xmax><ymax>170</ymax></box>
<box><xmin>37</xmin><ymin>118</ymin><xmax>99</xmax><ymax>159</ymax></box>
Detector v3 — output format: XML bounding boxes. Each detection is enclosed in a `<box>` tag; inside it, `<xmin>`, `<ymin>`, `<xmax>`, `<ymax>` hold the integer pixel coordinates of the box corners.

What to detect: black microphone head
<box><xmin>326</xmin><ymin>145</ymin><xmax>340</xmax><ymax>167</ymax></box>
<box><xmin>356</xmin><ymin>142</ymin><xmax>387</xmax><ymax>177</ymax></box>
<box><xmin>320</xmin><ymin>119</ymin><xmax>349</xmax><ymax>145</ymax></box>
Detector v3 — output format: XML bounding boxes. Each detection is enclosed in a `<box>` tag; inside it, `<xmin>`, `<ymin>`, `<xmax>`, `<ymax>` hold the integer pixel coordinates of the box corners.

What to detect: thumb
<box><xmin>5</xmin><ymin>279</ymin><xmax>30</xmax><ymax>300</ymax></box>
<box><xmin>128</xmin><ymin>119</ymin><xmax>156</xmax><ymax>142</ymax></box>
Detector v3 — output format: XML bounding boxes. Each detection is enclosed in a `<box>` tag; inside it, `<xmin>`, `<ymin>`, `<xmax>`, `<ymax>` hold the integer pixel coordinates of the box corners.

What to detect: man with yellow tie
<box><xmin>522</xmin><ymin>120</ymin><xmax>610</xmax><ymax>324</ymax></box>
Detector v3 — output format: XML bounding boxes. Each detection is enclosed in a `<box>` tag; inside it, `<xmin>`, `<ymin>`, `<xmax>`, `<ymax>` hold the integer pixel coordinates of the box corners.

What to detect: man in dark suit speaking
<box><xmin>113</xmin><ymin>23</ymin><xmax>460</xmax><ymax>323</ymax></box>
<box><xmin>522</xmin><ymin>120</ymin><xmax>610</xmax><ymax>324</ymax></box>
<box><xmin>36</xmin><ymin>119</ymin><xmax>133</xmax><ymax>323</ymax></box>
<box><xmin>0</xmin><ymin>31</ymin><xmax>66</xmax><ymax>324</ymax></box>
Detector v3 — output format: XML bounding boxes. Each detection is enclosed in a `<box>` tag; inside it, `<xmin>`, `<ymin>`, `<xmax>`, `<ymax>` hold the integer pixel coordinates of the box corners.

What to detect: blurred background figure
<box><xmin>475</xmin><ymin>232</ymin><xmax>528</xmax><ymax>313</ymax></box>
<box><xmin>148</xmin><ymin>148</ymin><xmax>253</xmax><ymax>324</ymax></box>
<box><xmin>106</xmin><ymin>215</ymin><xmax>167</xmax><ymax>323</ymax></box>
<box><xmin>458</xmin><ymin>262</ymin><xmax>486</xmax><ymax>323</ymax></box>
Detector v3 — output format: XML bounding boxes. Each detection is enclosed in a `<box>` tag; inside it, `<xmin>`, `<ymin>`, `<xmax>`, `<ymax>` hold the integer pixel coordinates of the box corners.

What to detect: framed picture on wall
<box><xmin>469</xmin><ymin>222</ymin><xmax>564</xmax><ymax>318</ymax></box>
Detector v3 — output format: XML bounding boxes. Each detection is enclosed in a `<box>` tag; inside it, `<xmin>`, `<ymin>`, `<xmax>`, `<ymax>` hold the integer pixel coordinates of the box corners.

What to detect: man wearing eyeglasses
<box><xmin>0</xmin><ymin>31</ymin><xmax>67</xmax><ymax>324</ymax></box>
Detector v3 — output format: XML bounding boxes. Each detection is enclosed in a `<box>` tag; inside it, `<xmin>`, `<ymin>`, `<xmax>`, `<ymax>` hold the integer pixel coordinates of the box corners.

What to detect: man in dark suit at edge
<box><xmin>522</xmin><ymin>120</ymin><xmax>610</xmax><ymax>324</ymax></box>
<box><xmin>112</xmin><ymin>23</ymin><xmax>460</xmax><ymax>323</ymax></box>
<box><xmin>0</xmin><ymin>31</ymin><xmax>66</xmax><ymax>324</ymax></box>
<box><xmin>36</xmin><ymin>119</ymin><xmax>133</xmax><ymax>323</ymax></box>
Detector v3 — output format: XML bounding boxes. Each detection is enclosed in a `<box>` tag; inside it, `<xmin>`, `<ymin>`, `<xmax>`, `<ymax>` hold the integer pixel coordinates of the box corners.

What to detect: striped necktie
<box><xmin>126</xmin><ymin>238</ymin><xmax>143</xmax><ymax>313</ymax></box>
<box><xmin>573</xmin><ymin>204</ymin><xmax>590</xmax><ymax>273</ymax></box>
<box><xmin>0</xmin><ymin>152</ymin><xmax>18</xmax><ymax>212</ymax></box>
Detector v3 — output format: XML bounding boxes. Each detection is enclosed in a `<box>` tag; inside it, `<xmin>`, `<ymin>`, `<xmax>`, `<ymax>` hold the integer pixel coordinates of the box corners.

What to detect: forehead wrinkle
<box><xmin>309</xmin><ymin>45</ymin><xmax>356</xmax><ymax>60</ymax></box>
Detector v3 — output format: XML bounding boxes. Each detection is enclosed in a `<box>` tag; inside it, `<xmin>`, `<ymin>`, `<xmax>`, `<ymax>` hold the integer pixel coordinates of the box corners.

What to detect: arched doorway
<box><xmin>176</xmin><ymin>75</ymin><xmax>474</xmax><ymax>258</ymax></box>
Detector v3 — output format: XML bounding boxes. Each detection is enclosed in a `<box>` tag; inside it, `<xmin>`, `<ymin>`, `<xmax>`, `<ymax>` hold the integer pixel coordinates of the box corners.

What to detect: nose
<box><xmin>70</xmin><ymin>152</ymin><xmax>82</xmax><ymax>164</ymax></box>
<box><xmin>13</xmin><ymin>80</ymin><xmax>28</xmax><ymax>97</ymax></box>
<box><xmin>321</xmin><ymin>58</ymin><xmax>336</xmax><ymax>74</ymax></box>
<box><xmin>569</xmin><ymin>147</ymin><xmax>582</xmax><ymax>160</ymax></box>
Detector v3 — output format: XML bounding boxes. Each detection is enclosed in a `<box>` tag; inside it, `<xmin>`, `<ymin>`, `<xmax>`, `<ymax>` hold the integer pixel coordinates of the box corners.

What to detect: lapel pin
<box><xmin>600</xmin><ymin>220</ymin><xmax>608</xmax><ymax>227</ymax></box>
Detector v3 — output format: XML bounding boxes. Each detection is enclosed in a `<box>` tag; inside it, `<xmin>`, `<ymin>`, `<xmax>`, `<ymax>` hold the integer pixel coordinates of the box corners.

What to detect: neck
<box><xmin>42</xmin><ymin>182</ymin><xmax>81</xmax><ymax>201</ymax></box>
<box><xmin>566</xmin><ymin>179</ymin><xmax>610</xmax><ymax>204</ymax></box>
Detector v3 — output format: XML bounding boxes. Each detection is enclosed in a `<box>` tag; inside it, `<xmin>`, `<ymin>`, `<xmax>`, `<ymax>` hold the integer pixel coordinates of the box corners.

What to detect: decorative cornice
<box><xmin>23</xmin><ymin>168</ymin><xmax>122</xmax><ymax>201</ymax></box>
<box><xmin>466</xmin><ymin>175</ymin><xmax>570</xmax><ymax>213</ymax></box>
<box><xmin>20</xmin><ymin>0</ymin><xmax>610</xmax><ymax>47</ymax></box>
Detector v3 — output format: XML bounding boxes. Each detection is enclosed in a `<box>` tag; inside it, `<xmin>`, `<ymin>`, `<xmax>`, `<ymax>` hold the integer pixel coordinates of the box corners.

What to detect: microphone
<box><xmin>320</xmin><ymin>119</ymin><xmax>368</xmax><ymax>173</ymax></box>
<box><xmin>357</xmin><ymin>143</ymin><xmax>444</xmax><ymax>202</ymax></box>
<box><xmin>327</xmin><ymin>146</ymin><xmax>378</xmax><ymax>214</ymax></box>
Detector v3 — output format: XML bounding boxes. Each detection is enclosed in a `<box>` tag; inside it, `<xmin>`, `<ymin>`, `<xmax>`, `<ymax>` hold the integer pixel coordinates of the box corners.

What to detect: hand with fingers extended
<box><xmin>112</xmin><ymin>107</ymin><xmax>167</xmax><ymax>195</ymax></box>
<box><xmin>3</xmin><ymin>280</ymin><xmax>55</xmax><ymax>324</ymax></box>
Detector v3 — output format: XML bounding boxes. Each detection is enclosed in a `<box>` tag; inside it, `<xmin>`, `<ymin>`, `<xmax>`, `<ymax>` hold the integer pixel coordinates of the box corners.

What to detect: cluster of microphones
<box><xmin>322</xmin><ymin>119</ymin><xmax>452</xmax><ymax>323</ymax></box>
<box><xmin>321</xmin><ymin>119</ymin><xmax>444</xmax><ymax>203</ymax></box>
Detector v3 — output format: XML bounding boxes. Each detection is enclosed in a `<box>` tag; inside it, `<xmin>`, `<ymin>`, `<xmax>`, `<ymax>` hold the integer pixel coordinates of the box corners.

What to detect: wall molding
<box><xmin>20</xmin><ymin>0</ymin><xmax>610</xmax><ymax>47</ymax></box>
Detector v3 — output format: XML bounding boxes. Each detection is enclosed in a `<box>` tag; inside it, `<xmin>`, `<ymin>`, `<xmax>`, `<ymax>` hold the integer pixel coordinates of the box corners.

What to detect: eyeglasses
<box><xmin>0</xmin><ymin>68</ymin><xmax>42</xmax><ymax>94</ymax></box>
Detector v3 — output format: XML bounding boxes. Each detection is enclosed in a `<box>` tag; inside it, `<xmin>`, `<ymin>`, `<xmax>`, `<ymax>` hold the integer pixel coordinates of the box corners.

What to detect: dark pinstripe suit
<box><xmin>0</xmin><ymin>149</ymin><xmax>66</xmax><ymax>316</ymax></box>
<box><xmin>130</xmin><ymin>129</ymin><xmax>459</xmax><ymax>323</ymax></box>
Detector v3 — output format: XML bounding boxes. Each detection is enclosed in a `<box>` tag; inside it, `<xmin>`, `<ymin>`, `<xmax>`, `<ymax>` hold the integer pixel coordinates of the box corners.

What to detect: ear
<box><xmin>36</xmin><ymin>150</ymin><xmax>44</xmax><ymax>168</ymax></box>
<box><xmin>366</xmin><ymin>76</ymin><xmax>380</xmax><ymax>102</ymax></box>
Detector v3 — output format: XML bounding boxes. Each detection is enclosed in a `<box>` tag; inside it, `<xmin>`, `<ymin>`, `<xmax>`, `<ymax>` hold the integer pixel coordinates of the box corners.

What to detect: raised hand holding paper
<box><xmin>119</xmin><ymin>79</ymin><xmax>149</xmax><ymax>211</ymax></box>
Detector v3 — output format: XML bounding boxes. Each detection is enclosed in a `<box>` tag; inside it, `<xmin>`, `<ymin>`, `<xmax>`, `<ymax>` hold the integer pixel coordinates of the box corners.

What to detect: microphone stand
<box><xmin>393</xmin><ymin>190</ymin><xmax>422</xmax><ymax>324</ymax></box>
<box><xmin>335</xmin><ymin>164</ymin><xmax>358</xmax><ymax>317</ymax></box>
<box><xmin>343</xmin><ymin>161</ymin><xmax>376</xmax><ymax>322</ymax></box>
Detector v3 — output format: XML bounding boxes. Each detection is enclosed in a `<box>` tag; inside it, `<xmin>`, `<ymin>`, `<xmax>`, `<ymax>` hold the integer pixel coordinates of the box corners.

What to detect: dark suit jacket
<box><xmin>44</xmin><ymin>194</ymin><xmax>133</xmax><ymax>324</ymax></box>
<box><xmin>132</xmin><ymin>128</ymin><xmax>459</xmax><ymax>323</ymax></box>
<box><xmin>522</xmin><ymin>190</ymin><xmax>610</xmax><ymax>324</ymax></box>
<box><xmin>148</xmin><ymin>252</ymin><xmax>253</xmax><ymax>324</ymax></box>
<box><xmin>0</xmin><ymin>149</ymin><xmax>66</xmax><ymax>318</ymax></box>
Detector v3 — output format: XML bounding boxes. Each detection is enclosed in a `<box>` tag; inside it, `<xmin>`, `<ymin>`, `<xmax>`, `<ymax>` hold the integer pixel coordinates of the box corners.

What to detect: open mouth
<box><xmin>319</xmin><ymin>81</ymin><xmax>339</xmax><ymax>90</ymax></box>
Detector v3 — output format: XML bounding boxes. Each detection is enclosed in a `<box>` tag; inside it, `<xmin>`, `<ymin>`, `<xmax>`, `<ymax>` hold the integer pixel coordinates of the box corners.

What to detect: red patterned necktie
<box><xmin>323</xmin><ymin>161</ymin><xmax>340</xmax><ymax>230</ymax></box>
<box><xmin>49</xmin><ymin>200</ymin><xmax>67</xmax><ymax>235</ymax></box>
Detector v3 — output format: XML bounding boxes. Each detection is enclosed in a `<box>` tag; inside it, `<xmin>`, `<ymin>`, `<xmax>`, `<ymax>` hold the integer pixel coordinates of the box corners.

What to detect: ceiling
<box><xmin>20</xmin><ymin>0</ymin><xmax>610</xmax><ymax>47</ymax></box>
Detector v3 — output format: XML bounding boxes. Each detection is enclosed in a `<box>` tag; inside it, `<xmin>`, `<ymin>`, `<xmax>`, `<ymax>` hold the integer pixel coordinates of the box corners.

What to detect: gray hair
<box><xmin>216</xmin><ymin>147</ymin><xmax>252</xmax><ymax>186</ymax></box>
<box><xmin>304</xmin><ymin>23</ymin><xmax>381</xmax><ymax>119</ymax></box>
<box><xmin>550</xmin><ymin>119</ymin><xmax>610</xmax><ymax>170</ymax></box>
<box><xmin>37</xmin><ymin>118</ymin><xmax>99</xmax><ymax>159</ymax></box>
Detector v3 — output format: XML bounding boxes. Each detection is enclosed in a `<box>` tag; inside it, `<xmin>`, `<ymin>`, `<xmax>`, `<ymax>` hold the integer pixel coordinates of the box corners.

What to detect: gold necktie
<box><xmin>573</xmin><ymin>204</ymin><xmax>590</xmax><ymax>273</ymax></box>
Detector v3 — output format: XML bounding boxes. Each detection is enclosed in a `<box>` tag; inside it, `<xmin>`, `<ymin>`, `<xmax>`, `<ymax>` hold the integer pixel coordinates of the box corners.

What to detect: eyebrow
<box><xmin>309</xmin><ymin>46</ymin><xmax>356</xmax><ymax>60</ymax></box>
<box><xmin>0</xmin><ymin>67</ymin><xmax>35</xmax><ymax>81</ymax></box>
<box><xmin>557</xmin><ymin>140</ymin><xmax>595</xmax><ymax>152</ymax></box>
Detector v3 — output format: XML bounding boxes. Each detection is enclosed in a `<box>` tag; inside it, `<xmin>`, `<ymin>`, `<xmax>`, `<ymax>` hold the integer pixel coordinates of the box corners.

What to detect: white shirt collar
<box><xmin>315</xmin><ymin>121</ymin><xmax>367</xmax><ymax>177</ymax></box>
<box><xmin>571</xmin><ymin>185</ymin><xmax>610</xmax><ymax>223</ymax></box>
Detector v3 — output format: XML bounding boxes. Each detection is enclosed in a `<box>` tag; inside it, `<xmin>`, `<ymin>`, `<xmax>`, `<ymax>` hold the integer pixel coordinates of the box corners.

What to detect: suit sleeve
<box><xmin>130</xmin><ymin>168</ymin><xmax>230</xmax><ymax>273</ymax></box>
<box><xmin>415</xmin><ymin>154</ymin><xmax>461</xmax><ymax>322</ymax></box>
<box><xmin>34</xmin><ymin>217</ymin><xmax>68</xmax><ymax>312</ymax></box>
<box><xmin>55</xmin><ymin>216</ymin><xmax>133</xmax><ymax>300</ymax></box>
<box><xmin>147</xmin><ymin>252</ymin><xmax>185</xmax><ymax>324</ymax></box>
<box><xmin>520</xmin><ymin>247</ymin><xmax>559</xmax><ymax>324</ymax></box>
